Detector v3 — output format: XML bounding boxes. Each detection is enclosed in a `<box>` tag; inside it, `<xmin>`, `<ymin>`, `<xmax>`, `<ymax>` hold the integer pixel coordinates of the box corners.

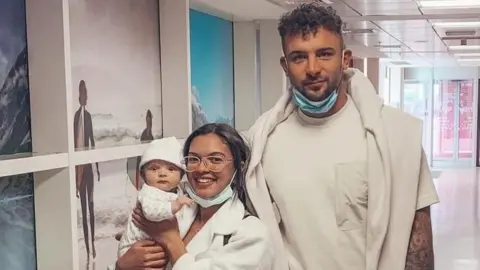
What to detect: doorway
<box><xmin>432</xmin><ymin>80</ymin><xmax>475</xmax><ymax>167</ymax></box>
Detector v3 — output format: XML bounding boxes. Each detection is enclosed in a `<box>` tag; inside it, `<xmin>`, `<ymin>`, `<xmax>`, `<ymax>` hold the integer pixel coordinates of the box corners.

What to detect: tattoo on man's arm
<box><xmin>405</xmin><ymin>207</ymin><xmax>434</xmax><ymax>270</ymax></box>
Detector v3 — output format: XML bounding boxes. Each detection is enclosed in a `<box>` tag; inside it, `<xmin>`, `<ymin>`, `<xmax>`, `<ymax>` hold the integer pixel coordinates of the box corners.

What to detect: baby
<box><xmin>118</xmin><ymin>137</ymin><xmax>195</xmax><ymax>257</ymax></box>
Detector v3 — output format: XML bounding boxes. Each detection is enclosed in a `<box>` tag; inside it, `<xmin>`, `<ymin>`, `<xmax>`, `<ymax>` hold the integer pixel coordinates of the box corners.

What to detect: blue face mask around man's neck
<box><xmin>292</xmin><ymin>87</ymin><xmax>339</xmax><ymax>115</ymax></box>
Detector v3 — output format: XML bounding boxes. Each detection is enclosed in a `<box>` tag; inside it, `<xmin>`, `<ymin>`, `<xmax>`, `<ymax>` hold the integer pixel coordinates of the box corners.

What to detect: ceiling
<box><xmin>191</xmin><ymin>0</ymin><xmax>480</xmax><ymax>67</ymax></box>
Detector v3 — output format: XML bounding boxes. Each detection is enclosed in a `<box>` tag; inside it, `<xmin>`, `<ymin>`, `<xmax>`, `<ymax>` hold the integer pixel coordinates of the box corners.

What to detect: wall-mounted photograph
<box><xmin>69</xmin><ymin>0</ymin><xmax>162</xmax><ymax>151</ymax></box>
<box><xmin>77</xmin><ymin>158</ymin><xmax>138</xmax><ymax>270</ymax></box>
<box><xmin>0</xmin><ymin>0</ymin><xmax>35</xmax><ymax>269</ymax></box>
<box><xmin>190</xmin><ymin>9</ymin><xmax>235</xmax><ymax>130</ymax></box>
<box><xmin>68</xmin><ymin>0</ymin><xmax>162</xmax><ymax>269</ymax></box>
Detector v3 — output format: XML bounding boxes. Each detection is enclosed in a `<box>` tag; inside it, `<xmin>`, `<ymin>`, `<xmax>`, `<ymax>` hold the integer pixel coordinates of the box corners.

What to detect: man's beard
<box><xmin>289</xmin><ymin>71</ymin><xmax>343</xmax><ymax>102</ymax></box>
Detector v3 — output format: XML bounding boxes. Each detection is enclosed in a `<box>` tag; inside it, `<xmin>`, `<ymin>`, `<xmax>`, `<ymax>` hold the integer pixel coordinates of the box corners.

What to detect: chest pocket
<box><xmin>335</xmin><ymin>162</ymin><xmax>368</xmax><ymax>231</ymax></box>
<box><xmin>223</xmin><ymin>213</ymin><xmax>251</xmax><ymax>245</ymax></box>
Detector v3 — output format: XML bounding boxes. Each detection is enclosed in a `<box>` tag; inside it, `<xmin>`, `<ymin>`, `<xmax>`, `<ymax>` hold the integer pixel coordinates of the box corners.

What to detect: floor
<box><xmin>433</xmin><ymin>169</ymin><xmax>480</xmax><ymax>270</ymax></box>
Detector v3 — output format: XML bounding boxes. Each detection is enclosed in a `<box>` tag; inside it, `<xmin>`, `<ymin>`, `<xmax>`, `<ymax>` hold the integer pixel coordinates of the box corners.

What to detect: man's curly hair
<box><xmin>278</xmin><ymin>3</ymin><xmax>344</xmax><ymax>50</ymax></box>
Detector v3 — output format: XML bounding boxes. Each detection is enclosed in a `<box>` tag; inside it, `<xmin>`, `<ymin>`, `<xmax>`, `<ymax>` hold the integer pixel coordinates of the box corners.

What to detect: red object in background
<box><xmin>458</xmin><ymin>80</ymin><xmax>474</xmax><ymax>158</ymax></box>
<box><xmin>434</xmin><ymin>80</ymin><xmax>474</xmax><ymax>160</ymax></box>
<box><xmin>436</xmin><ymin>80</ymin><xmax>456</xmax><ymax>158</ymax></box>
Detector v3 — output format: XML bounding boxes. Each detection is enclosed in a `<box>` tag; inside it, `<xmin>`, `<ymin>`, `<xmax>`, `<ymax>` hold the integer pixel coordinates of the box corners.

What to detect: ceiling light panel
<box><xmin>418</xmin><ymin>0</ymin><xmax>480</xmax><ymax>8</ymax></box>
<box><xmin>343</xmin><ymin>28</ymin><xmax>375</xmax><ymax>35</ymax></box>
<box><xmin>449</xmin><ymin>45</ymin><xmax>480</xmax><ymax>50</ymax></box>
<box><xmin>454</xmin><ymin>53</ymin><xmax>480</xmax><ymax>57</ymax></box>
<box><xmin>445</xmin><ymin>30</ymin><xmax>477</xmax><ymax>36</ymax></box>
<box><xmin>433</xmin><ymin>22</ymin><xmax>480</xmax><ymax>28</ymax></box>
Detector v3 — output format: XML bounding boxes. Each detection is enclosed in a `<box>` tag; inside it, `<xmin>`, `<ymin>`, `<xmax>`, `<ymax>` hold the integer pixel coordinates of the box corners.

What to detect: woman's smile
<box><xmin>193</xmin><ymin>175</ymin><xmax>216</xmax><ymax>187</ymax></box>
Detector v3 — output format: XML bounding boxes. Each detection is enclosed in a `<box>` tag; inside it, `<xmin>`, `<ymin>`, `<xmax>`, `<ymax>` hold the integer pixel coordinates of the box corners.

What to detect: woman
<box><xmin>114</xmin><ymin>123</ymin><xmax>274</xmax><ymax>269</ymax></box>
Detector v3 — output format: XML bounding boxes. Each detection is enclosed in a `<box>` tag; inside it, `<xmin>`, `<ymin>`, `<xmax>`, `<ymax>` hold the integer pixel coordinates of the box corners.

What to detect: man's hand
<box><xmin>405</xmin><ymin>206</ymin><xmax>434</xmax><ymax>270</ymax></box>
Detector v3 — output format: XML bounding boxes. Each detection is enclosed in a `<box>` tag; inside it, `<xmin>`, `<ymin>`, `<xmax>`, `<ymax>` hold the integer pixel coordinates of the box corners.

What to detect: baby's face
<box><xmin>143</xmin><ymin>160</ymin><xmax>182</xmax><ymax>192</ymax></box>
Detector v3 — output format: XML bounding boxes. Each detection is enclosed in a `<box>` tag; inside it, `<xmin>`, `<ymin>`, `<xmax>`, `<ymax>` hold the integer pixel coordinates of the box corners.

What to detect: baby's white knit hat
<box><xmin>139</xmin><ymin>137</ymin><xmax>185</xmax><ymax>170</ymax></box>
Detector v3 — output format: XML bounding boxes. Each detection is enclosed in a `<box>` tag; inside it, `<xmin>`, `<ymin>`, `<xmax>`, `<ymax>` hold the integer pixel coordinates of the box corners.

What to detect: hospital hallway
<box><xmin>433</xmin><ymin>169</ymin><xmax>480</xmax><ymax>270</ymax></box>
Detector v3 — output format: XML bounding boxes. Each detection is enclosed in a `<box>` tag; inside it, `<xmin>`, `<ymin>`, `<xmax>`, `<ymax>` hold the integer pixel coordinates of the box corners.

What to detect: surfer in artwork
<box><xmin>74</xmin><ymin>80</ymin><xmax>101</xmax><ymax>259</ymax></box>
<box><xmin>135</xmin><ymin>109</ymin><xmax>155</xmax><ymax>189</ymax></box>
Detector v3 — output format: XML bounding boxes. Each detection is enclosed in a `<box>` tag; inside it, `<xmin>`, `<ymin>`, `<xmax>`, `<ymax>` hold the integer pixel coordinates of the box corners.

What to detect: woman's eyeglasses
<box><xmin>183</xmin><ymin>155</ymin><xmax>232</xmax><ymax>172</ymax></box>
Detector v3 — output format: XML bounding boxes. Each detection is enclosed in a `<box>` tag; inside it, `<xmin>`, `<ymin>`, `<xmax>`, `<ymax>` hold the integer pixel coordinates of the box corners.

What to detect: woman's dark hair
<box><xmin>183</xmin><ymin>123</ymin><xmax>251</xmax><ymax>206</ymax></box>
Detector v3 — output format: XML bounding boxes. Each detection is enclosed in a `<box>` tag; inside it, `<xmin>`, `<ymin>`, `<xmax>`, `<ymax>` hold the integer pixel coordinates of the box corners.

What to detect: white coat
<box><xmin>170</xmin><ymin>197</ymin><xmax>275</xmax><ymax>270</ymax></box>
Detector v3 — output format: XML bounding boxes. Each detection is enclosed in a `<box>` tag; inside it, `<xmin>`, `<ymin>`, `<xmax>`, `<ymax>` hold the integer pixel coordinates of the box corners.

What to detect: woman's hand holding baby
<box><xmin>132</xmin><ymin>206</ymin><xmax>188</xmax><ymax>265</ymax></box>
<box><xmin>132</xmin><ymin>206</ymin><xmax>180</xmax><ymax>245</ymax></box>
<box><xmin>115</xmin><ymin>240</ymin><xmax>168</xmax><ymax>270</ymax></box>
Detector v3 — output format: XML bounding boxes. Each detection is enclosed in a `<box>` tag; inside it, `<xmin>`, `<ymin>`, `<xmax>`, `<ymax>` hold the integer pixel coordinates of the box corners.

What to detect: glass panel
<box><xmin>403</xmin><ymin>82</ymin><xmax>426</xmax><ymax>121</ymax></box>
<box><xmin>433</xmin><ymin>80</ymin><xmax>456</xmax><ymax>159</ymax></box>
<box><xmin>458</xmin><ymin>80</ymin><xmax>474</xmax><ymax>159</ymax></box>
<box><xmin>378</xmin><ymin>60</ymin><xmax>390</xmax><ymax>102</ymax></box>
<box><xmin>388</xmin><ymin>67</ymin><xmax>402</xmax><ymax>108</ymax></box>
<box><xmin>403</xmin><ymin>82</ymin><xmax>429</xmax><ymax>150</ymax></box>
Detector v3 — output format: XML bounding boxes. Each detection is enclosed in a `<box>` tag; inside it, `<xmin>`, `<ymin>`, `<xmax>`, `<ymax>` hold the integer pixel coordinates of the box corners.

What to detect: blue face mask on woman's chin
<box><xmin>185</xmin><ymin>171</ymin><xmax>237</xmax><ymax>208</ymax></box>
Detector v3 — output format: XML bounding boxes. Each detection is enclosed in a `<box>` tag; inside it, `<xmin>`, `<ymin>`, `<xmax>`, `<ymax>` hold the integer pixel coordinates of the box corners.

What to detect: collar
<box><xmin>207</xmin><ymin>197</ymin><xmax>246</xmax><ymax>236</ymax></box>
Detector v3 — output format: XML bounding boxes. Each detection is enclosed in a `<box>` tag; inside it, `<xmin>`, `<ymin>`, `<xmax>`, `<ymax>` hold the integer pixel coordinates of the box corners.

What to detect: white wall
<box><xmin>258</xmin><ymin>20</ymin><xmax>286</xmax><ymax>114</ymax></box>
<box><xmin>159</xmin><ymin>0</ymin><xmax>191</xmax><ymax>138</ymax></box>
<box><xmin>232</xmin><ymin>19</ymin><xmax>286</xmax><ymax>129</ymax></box>
<box><xmin>233</xmin><ymin>21</ymin><xmax>259</xmax><ymax>131</ymax></box>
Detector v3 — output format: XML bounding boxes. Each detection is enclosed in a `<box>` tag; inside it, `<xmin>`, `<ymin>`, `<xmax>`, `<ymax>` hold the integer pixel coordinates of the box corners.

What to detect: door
<box><xmin>432</xmin><ymin>80</ymin><xmax>475</xmax><ymax>167</ymax></box>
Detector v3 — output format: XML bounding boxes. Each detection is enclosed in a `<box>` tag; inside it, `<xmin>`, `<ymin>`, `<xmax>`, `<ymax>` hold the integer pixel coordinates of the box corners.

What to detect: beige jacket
<box><xmin>245</xmin><ymin>68</ymin><xmax>429</xmax><ymax>270</ymax></box>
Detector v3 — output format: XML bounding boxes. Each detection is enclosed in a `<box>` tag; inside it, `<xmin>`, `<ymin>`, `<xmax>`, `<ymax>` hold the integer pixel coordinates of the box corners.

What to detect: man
<box><xmin>245</xmin><ymin>4</ymin><xmax>439</xmax><ymax>270</ymax></box>
<box><xmin>135</xmin><ymin>109</ymin><xmax>155</xmax><ymax>189</ymax></box>
<box><xmin>140</xmin><ymin>109</ymin><xmax>154</xmax><ymax>142</ymax></box>
<box><xmin>343</xmin><ymin>48</ymin><xmax>353</xmax><ymax>69</ymax></box>
<box><xmin>74</xmin><ymin>80</ymin><xmax>101</xmax><ymax>259</ymax></box>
